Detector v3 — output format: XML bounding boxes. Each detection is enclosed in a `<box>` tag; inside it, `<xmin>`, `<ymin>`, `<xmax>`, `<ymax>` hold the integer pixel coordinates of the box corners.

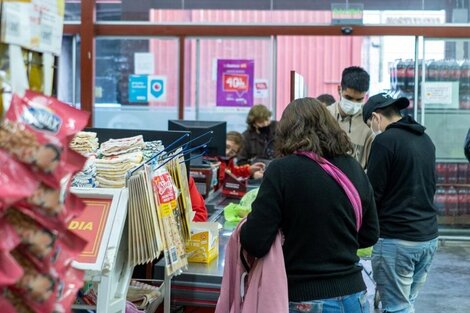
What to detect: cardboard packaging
<box><xmin>222</xmin><ymin>170</ymin><xmax>247</xmax><ymax>199</ymax></box>
<box><xmin>186</xmin><ymin>222</ymin><xmax>219</xmax><ymax>263</ymax></box>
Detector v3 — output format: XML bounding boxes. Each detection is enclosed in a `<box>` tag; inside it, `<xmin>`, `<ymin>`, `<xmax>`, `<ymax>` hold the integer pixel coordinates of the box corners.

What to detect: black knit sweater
<box><xmin>240</xmin><ymin>154</ymin><xmax>379</xmax><ymax>301</ymax></box>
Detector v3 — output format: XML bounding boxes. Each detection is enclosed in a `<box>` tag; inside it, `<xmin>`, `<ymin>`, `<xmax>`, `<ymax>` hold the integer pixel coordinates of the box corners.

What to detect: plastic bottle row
<box><xmin>389</xmin><ymin>59</ymin><xmax>470</xmax><ymax>109</ymax></box>
<box><xmin>435</xmin><ymin>162</ymin><xmax>469</xmax><ymax>185</ymax></box>
<box><xmin>434</xmin><ymin>186</ymin><xmax>470</xmax><ymax>216</ymax></box>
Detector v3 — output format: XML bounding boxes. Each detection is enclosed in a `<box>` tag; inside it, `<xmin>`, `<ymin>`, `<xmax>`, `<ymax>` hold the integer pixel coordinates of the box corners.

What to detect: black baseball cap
<box><xmin>362</xmin><ymin>93</ymin><xmax>410</xmax><ymax>124</ymax></box>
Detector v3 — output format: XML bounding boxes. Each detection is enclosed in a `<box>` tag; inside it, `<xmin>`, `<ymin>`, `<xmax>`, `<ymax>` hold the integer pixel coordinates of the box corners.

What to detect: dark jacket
<box><xmin>465</xmin><ymin>128</ymin><xmax>470</xmax><ymax>162</ymax></box>
<box><xmin>240</xmin><ymin>154</ymin><xmax>379</xmax><ymax>301</ymax></box>
<box><xmin>367</xmin><ymin>115</ymin><xmax>438</xmax><ymax>242</ymax></box>
<box><xmin>238</xmin><ymin>121</ymin><xmax>277</xmax><ymax>164</ymax></box>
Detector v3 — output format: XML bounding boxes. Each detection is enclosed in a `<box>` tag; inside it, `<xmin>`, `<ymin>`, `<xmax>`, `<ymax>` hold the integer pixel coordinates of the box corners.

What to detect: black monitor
<box><xmin>168</xmin><ymin>120</ymin><xmax>227</xmax><ymax>163</ymax></box>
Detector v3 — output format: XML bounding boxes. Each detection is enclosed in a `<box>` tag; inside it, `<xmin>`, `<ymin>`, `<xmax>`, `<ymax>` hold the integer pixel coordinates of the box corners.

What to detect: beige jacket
<box><xmin>327</xmin><ymin>102</ymin><xmax>374</xmax><ymax>169</ymax></box>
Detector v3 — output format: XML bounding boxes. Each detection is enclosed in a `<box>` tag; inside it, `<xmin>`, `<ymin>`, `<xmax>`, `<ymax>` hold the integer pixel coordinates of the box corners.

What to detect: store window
<box><xmin>419</xmin><ymin>38</ymin><xmax>470</xmax><ymax>228</ymax></box>
<box><xmin>94</xmin><ymin>37</ymin><xmax>179</xmax><ymax>131</ymax></box>
<box><xmin>95</xmin><ymin>0</ymin><xmax>469</xmax><ymax>25</ymax></box>
<box><xmin>65</xmin><ymin>0</ymin><xmax>80</xmax><ymax>21</ymax></box>
<box><xmin>184</xmin><ymin>37</ymin><xmax>275</xmax><ymax>133</ymax></box>
<box><xmin>57</xmin><ymin>35</ymin><xmax>80</xmax><ymax>107</ymax></box>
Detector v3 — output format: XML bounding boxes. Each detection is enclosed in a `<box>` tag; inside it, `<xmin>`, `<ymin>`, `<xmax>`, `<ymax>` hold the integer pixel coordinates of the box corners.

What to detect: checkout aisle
<box><xmin>153</xmin><ymin>187</ymin><xmax>470</xmax><ymax>313</ymax></box>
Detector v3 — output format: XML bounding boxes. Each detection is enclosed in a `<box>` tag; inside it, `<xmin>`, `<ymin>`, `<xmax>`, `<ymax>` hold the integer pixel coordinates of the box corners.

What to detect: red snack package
<box><xmin>10</xmin><ymin>250</ymin><xmax>58</xmax><ymax>312</ymax></box>
<box><xmin>0</xmin><ymin>251</ymin><xmax>23</xmax><ymax>287</ymax></box>
<box><xmin>25</xmin><ymin>230</ymin><xmax>87</xmax><ymax>273</ymax></box>
<box><xmin>5</xmin><ymin>209</ymin><xmax>57</xmax><ymax>260</ymax></box>
<box><xmin>0</xmin><ymin>219</ymin><xmax>23</xmax><ymax>287</ymax></box>
<box><xmin>1</xmin><ymin>90</ymin><xmax>89</xmax><ymax>187</ymax></box>
<box><xmin>0</xmin><ymin>149</ymin><xmax>39</xmax><ymax>212</ymax></box>
<box><xmin>51</xmin><ymin>266</ymin><xmax>84</xmax><ymax>313</ymax></box>
<box><xmin>0</xmin><ymin>218</ymin><xmax>21</xmax><ymax>252</ymax></box>
<box><xmin>5</xmin><ymin>209</ymin><xmax>87</xmax><ymax>272</ymax></box>
<box><xmin>0</xmin><ymin>296</ymin><xmax>17</xmax><ymax>313</ymax></box>
<box><xmin>17</xmin><ymin>190</ymin><xmax>86</xmax><ymax>232</ymax></box>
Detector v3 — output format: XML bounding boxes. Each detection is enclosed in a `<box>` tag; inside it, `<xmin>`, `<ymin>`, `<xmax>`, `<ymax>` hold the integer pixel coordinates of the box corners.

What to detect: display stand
<box><xmin>70</xmin><ymin>188</ymin><xmax>132</xmax><ymax>313</ymax></box>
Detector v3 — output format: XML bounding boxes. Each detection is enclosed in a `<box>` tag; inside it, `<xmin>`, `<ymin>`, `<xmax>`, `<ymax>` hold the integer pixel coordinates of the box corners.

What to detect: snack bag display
<box><xmin>1</xmin><ymin>90</ymin><xmax>89</xmax><ymax>187</ymax></box>
<box><xmin>0</xmin><ymin>149</ymin><xmax>39</xmax><ymax>212</ymax></box>
<box><xmin>9</xmin><ymin>250</ymin><xmax>59</xmax><ymax>312</ymax></box>
<box><xmin>5</xmin><ymin>209</ymin><xmax>86</xmax><ymax>269</ymax></box>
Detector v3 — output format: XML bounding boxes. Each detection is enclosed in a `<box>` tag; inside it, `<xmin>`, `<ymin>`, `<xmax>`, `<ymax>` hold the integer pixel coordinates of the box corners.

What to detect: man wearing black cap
<box><xmin>363</xmin><ymin>93</ymin><xmax>438</xmax><ymax>313</ymax></box>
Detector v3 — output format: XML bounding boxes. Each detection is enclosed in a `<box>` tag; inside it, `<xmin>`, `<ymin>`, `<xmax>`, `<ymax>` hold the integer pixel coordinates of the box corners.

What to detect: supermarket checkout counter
<box><xmin>152</xmin><ymin>190</ymin><xmax>246</xmax><ymax>307</ymax></box>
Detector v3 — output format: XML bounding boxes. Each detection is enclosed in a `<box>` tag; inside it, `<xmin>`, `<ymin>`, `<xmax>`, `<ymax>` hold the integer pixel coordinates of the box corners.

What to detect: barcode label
<box><xmin>169</xmin><ymin>246</ymin><xmax>178</xmax><ymax>264</ymax></box>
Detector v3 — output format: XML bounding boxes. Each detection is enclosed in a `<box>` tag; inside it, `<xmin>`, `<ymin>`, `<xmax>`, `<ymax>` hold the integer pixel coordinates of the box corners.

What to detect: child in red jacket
<box><xmin>189</xmin><ymin>176</ymin><xmax>208</xmax><ymax>222</ymax></box>
<box><xmin>218</xmin><ymin>131</ymin><xmax>265</xmax><ymax>185</ymax></box>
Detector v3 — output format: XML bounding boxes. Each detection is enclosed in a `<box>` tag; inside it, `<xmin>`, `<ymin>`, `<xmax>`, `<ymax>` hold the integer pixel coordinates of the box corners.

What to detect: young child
<box><xmin>218</xmin><ymin>131</ymin><xmax>265</xmax><ymax>186</ymax></box>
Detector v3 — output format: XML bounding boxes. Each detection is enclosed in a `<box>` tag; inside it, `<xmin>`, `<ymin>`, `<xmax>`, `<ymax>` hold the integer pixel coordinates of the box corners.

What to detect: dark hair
<box><xmin>376</xmin><ymin>105</ymin><xmax>401</xmax><ymax>119</ymax></box>
<box><xmin>317</xmin><ymin>94</ymin><xmax>336</xmax><ymax>106</ymax></box>
<box><xmin>246</xmin><ymin>104</ymin><xmax>272</xmax><ymax>130</ymax></box>
<box><xmin>276</xmin><ymin>97</ymin><xmax>353</xmax><ymax>157</ymax></box>
<box><xmin>226</xmin><ymin>131</ymin><xmax>244</xmax><ymax>151</ymax></box>
<box><xmin>341</xmin><ymin>66</ymin><xmax>370</xmax><ymax>92</ymax></box>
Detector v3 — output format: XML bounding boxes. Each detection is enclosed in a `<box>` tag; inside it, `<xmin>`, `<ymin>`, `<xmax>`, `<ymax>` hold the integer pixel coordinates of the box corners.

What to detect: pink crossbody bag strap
<box><xmin>295</xmin><ymin>151</ymin><xmax>363</xmax><ymax>231</ymax></box>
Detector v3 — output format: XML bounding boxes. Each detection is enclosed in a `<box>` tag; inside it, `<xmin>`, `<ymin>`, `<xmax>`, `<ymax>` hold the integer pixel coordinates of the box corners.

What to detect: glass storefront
<box><xmin>93</xmin><ymin>37</ymin><xmax>179</xmax><ymax>130</ymax></box>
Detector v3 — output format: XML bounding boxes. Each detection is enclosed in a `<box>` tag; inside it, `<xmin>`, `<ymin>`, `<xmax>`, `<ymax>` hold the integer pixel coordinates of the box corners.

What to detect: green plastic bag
<box><xmin>239</xmin><ymin>188</ymin><xmax>259</xmax><ymax>209</ymax></box>
<box><xmin>223</xmin><ymin>203</ymin><xmax>251</xmax><ymax>223</ymax></box>
<box><xmin>357</xmin><ymin>246</ymin><xmax>373</xmax><ymax>258</ymax></box>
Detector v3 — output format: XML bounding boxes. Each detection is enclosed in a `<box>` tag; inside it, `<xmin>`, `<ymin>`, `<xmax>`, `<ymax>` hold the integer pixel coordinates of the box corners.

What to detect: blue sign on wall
<box><xmin>128</xmin><ymin>75</ymin><xmax>148</xmax><ymax>102</ymax></box>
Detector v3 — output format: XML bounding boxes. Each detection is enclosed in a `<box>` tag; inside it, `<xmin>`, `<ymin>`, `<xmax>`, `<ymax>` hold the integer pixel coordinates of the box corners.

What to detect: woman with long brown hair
<box><xmin>240</xmin><ymin>97</ymin><xmax>379</xmax><ymax>313</ymax></box>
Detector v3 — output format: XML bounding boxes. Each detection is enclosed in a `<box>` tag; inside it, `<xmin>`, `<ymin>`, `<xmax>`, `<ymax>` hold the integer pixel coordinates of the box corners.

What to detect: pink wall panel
<box><xmin>150</xmin><ymin>9</ymin><xmax>364</xmax><ymax>118</ymax></box>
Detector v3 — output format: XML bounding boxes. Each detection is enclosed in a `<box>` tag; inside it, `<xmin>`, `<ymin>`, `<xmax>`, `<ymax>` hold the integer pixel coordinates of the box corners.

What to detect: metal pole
<box><xmin>72</xmin><ymin>35</ymin><xmax>77</xmax><ymax>107</ymax></box>
<box><xmin>195</xmin><ymin>38</ymin><xmax>200</xmax><ymax>120</ymax></box>
<box><xmin>271</xmin><ymin>36</ymin><xmax>278</xmax><ymax>119</ymax></box>
<box><xmin>420</xmin><ymin>37</ymin><xmax>426</xmax><ymax>126</ymax></box>
<box><xmin>413</xmin><ymin>36</ymin><xmax>419</xmax><ymax>121</ymax></box>
<box><xmin>164</xmin><ymin>271</ymin><xmax>171</xmax><ymax>313</ymax></box>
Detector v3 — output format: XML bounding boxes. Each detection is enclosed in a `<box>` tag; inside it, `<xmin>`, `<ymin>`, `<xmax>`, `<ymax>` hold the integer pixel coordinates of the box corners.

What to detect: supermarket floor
<box><xmin>364</xmin><ymin>239</ymin><xmax>470</xmax><ymax>313</ymax></box>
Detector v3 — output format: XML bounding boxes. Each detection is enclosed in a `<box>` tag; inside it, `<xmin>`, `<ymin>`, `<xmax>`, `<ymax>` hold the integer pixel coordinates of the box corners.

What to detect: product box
<box><xmin>222</xmin><ymin>170</ymin><xmax>247</xmax><ymax>199</ymax></box>
<box><xmin>190</xmin><ymin>160</ymin><xmax>220</xmax><ymax>198</ymax></box>
<box><xmin>186</xmin><ymin>222</ymin><xmax>219</xmax><ymax>264</ymax></box>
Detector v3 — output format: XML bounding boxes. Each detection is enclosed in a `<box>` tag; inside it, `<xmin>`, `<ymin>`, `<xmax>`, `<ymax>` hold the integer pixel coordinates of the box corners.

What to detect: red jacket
<box><xmin>218</xmin><ymin>158</ymin><xmax>251</xmax><ymax>186</ymax></box>
<box><xmin>189</xmin><ymin>176</ymin><xmax>208</xmax><ymax>222</ymax></box>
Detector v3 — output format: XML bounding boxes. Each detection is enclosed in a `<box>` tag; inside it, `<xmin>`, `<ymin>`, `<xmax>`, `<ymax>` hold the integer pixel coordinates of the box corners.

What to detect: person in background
<box><xmin>188</xmin><ymin>176</ymin><xmax>208</xmax><ymax>222</ymax></box>
<box><xmin>363</xmin><ymin>93</ymin><xmax>438</xmax><ymax>313</ymax></box>
<box><xmin>241</xmin><ymin>97</ymin><xmax>379</xmax><ymax>313</ymax></box>
<box><xmin>238</xmin><ymin>104</ymin><xmax>277</xmax><ymax>165</ymax></box>
<box><xmin>317</xmin><ymin>93</ymin><xmax>336</xmax><ymax>106</ymax></box>
<box><xmin>465</xmin><ymin>128</ymin><xmax>470</xmax><ymax>162</ymax></box>
<box><xmin>219</xmin><ymin>131</ymin><xmax>265</xmax><ymax>184</ymax></box>
<box><xmin>327</xmin><ymin>66</ymin><xmax>373</xmax><ymax>169</ymax></box>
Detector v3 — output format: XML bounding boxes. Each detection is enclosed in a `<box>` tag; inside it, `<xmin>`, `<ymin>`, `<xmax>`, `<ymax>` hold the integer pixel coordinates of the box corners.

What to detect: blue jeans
<box><xmin>372</xmin><ymin>238</ymin><xmax>438</xmax><ymax>313</ymax></box>
<box><xmin>288</xmin><ymin>291</ymin><xmax>369</xmax><ymax>313</ymax></box>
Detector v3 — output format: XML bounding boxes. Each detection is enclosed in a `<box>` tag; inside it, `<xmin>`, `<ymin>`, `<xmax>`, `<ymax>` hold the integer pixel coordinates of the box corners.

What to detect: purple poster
<box><xmin>216</xmin><ymin>59</ymin><xmax>254</xmax><ymax>107</ymax></box>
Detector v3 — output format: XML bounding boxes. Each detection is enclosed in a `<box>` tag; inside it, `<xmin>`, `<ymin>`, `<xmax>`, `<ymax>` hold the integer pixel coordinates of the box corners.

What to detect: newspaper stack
<box><xmin>72</xmin><ymin>155</ymin><xmax>98</xmax><ymax>188</ymax></box>
<box><xmin>70</xmin><ymin>131</ymin><xmax>99</xmax><ymax>188</ymax></box>
<box><xmin>70</xmin><ymin>131</ymin><xmax>99</xmax><ymax>156</ymax></box>
<box><xmin>96</xmin><ymin>135</ymin><xmax>145</xmax><ymax>188</ymax></box>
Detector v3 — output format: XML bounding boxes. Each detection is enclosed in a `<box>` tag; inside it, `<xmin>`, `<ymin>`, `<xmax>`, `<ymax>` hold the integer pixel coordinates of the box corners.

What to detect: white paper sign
<box><xmin>1</xmin><ymin>0</ymin><xmax>64</xmax><ymax>55</ymax></box>
<box><xmin>423</xmin><ymin>81</ymin><xmax>459</xmax><ymax>109</ymax></box>
<box><xmin>254</xmin><ymin>79</ymin><xmax>269</xmax><ymax>99</ymax></box>
<box><xmin>134</xmin><ymin>52</ymin><xmax>155</xmax><ymax>75</ymax></box>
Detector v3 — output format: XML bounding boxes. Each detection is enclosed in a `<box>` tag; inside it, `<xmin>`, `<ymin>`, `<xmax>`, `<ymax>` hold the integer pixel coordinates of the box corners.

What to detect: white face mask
<box><xmin>339</xmin><ymin>98</ymin><xmax>362</xmax><ymax>115</ymax></box>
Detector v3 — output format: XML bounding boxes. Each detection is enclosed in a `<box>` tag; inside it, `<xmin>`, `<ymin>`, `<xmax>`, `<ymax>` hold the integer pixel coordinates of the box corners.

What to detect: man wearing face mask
<box><xmin>238</xmin><ymin>104</ymin><xmax>277</xmax><ymax>165</ymax></box>
<box><xmin>327</xmin><ymin>66</ymin><xmax>373</xmax><ymax>168</ymax></box>
<box><xmin>363</xmin><ymin>93</ymin><xmax>438</xmax><ymax>313</ymax></box>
